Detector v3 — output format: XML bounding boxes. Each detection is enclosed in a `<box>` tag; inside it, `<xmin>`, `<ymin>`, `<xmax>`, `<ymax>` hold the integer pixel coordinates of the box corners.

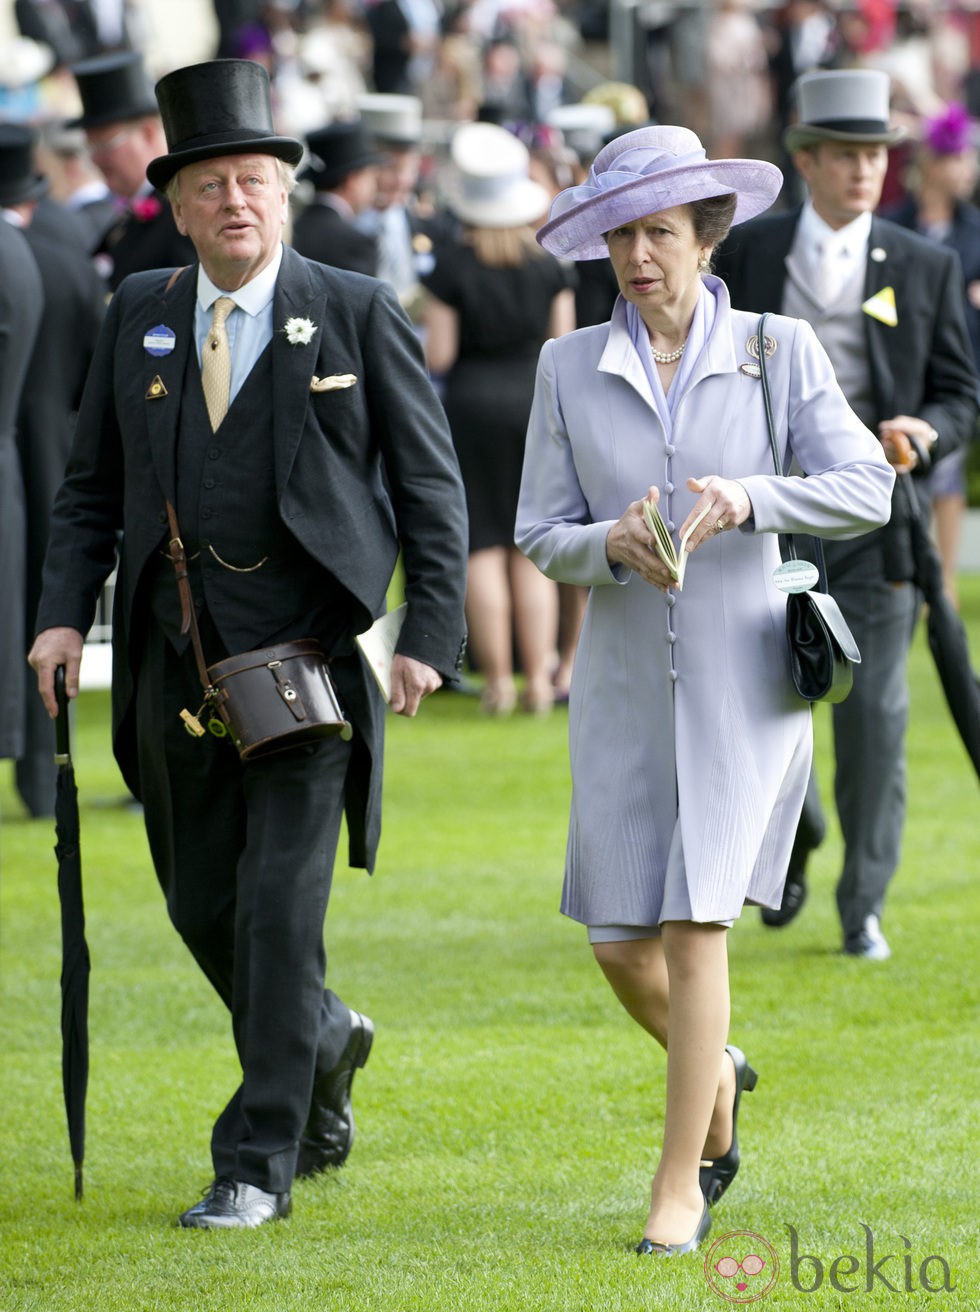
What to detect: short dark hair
<box><xmin>689</xmin><ymin>193</ymin><xmax>737</xmax><ymax>248</ymax></box>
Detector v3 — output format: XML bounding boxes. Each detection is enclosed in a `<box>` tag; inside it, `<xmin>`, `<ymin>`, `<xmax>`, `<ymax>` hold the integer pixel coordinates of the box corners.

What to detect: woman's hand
<box><xmin>682</xmin><ymin>476</ymin><xmax>752</xmax><ymax>551</ymax></box>
<box><xmin>605</xmin><ymin>486</ymin><xmax>676</xmax><ymax>592</ymax></box>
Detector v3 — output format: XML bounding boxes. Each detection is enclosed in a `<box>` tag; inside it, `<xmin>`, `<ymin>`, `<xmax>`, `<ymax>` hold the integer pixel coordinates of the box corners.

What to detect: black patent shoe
<box><xmin>636</xmin><ymin>1201</ymin><xmax>711</xmax><ymax>1257</ymax></box>
<box><xmin>296</xmin><ymin>1010</ymin><xmax>374</xmax><ymax>1177</ymax></box>
<box><xmin>179</xmin><ymin>1178</ymin><xmax>291</xmax><ymax>1229</ymax></box>
<box><xmin>761</xmin><ymin>867</ymin><xmax>807</xmax><ymax>928</ymax></box>
<box><xmin>699</xmin><ymin>1045</ymin><xmax>758</xmax><ymax>1207</ymax></box>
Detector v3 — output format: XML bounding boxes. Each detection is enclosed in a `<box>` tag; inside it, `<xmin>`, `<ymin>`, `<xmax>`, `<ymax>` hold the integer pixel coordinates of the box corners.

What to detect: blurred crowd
<box><xmin>7</xmin><ymin>3</ymin><xmax>980</xmax><ymax>169</ymax></box>
<box><xmin>2</xmin><ymin>0</ymin><xmax>980</xmax><ymax>787</ymax></box>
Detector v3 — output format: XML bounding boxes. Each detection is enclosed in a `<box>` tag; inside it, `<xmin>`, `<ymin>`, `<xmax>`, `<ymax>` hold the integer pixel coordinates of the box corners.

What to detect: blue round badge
<box><xmin>143</xmin><ymin>324</ymin><xmax>176</xmax><ymax>357</ymax></box>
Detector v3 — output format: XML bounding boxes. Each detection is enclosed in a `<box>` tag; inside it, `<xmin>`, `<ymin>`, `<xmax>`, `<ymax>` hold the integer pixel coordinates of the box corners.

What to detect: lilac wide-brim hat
<box><xmin>536</xmin><ymin>125</ymin><xmax>783</xmax><ymax>261</ymax></box>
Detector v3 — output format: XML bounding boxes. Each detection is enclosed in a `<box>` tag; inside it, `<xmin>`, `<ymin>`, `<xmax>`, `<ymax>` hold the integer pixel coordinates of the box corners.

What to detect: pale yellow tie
<box><xmin>201</xmin><ymin>296</ymin><xmax>235</xmax><ymax>430</ymax></box>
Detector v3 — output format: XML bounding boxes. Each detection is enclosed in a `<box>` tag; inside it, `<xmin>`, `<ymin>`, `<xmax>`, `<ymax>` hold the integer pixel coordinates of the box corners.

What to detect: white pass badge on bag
<box><xmin>773</xmin><ymin>560</ymin><xmax>820</xmax><ymax>593</ymax></box>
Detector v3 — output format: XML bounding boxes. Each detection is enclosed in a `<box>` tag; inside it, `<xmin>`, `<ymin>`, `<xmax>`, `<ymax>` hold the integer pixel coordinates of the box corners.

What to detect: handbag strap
<box><xmin>756</xmin><ymin>314</ymin><xmax>829</xmax><ymax>593</ymax></box>
<box><xmin>165</xmin><ymin>499</ymin><xmax>214</xmax><ymax>695</ymax></box>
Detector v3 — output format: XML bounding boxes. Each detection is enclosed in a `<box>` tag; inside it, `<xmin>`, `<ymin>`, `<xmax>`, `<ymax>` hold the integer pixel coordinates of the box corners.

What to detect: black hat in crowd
<box><xmin>68</xmin><ymin>51</ymin><xmax>158</xmax><ymax>130</ymax></box>
<box><xmin>146</xmin><ymin>59</ymin><xmax>303</xmax><ymax>190</ymax></box>
<box><xmin>302</xmin><ymin>120</ymin><xmax>380</xmax><ymax>188</ymax></box>
<box><xmin>0</xmin><ymin>123</ymin><xmax>50</xmax><ymax>207</ymax></box>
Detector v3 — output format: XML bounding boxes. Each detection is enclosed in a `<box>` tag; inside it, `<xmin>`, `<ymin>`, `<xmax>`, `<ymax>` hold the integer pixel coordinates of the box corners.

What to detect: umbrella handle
<box><xmin>55</xmin><ymin>665</ymin><xmax>70</xmax><ymax>763</ymax></box>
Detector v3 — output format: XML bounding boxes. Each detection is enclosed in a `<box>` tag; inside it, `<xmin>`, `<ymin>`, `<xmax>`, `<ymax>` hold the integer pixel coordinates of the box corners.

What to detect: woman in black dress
<box><xmin>423</xmin><ymin>121</ymin><xmax>576</xmax><ymax>714</ymax></box>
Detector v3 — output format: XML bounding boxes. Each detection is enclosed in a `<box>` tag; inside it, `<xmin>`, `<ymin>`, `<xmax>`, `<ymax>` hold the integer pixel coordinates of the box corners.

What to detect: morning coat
<box><xmin>516</xmin><ymin>279</ymin><xmax>895</xmax><ymax>925</ymax></box>
<box><xmin>36</xmin><ymin>244</ymin><xmax>468</xmax><ymax>868</ymax></box>
<box><xmin>0</xmin><ymin>221</ymin><xmax>42</xmax><ymax>759</ymax></box>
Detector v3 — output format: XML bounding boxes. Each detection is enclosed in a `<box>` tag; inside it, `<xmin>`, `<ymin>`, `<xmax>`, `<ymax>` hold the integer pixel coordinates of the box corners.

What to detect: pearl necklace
<box><xmin>650</xmin><ymin>338</ymin><xmax>687</xmax><ymax>365</ymax></box>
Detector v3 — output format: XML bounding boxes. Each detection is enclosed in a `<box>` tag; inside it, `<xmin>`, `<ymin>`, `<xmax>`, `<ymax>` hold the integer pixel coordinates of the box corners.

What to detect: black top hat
<box><xmin>0</xmin><ymin>123</ymin><xmax>50</xmax><ymax>207</ymax></box>
<box><xmin>68</xmin><ymin>51</ymin><xmax>159</xmax><ymax>130</ymax></box>
<box><xmin>302</xmin><ymin>121</ymin><xmax>379</xmax><ymax>189</ymax></box>
<box><xmin>146</xmin><ymin>59</ymin><xmax>303</xmax><ymax>190</ymax></box>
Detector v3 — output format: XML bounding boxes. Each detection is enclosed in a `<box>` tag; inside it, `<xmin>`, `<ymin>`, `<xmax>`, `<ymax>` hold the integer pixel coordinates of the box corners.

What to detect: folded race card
<box><xmin>641</xmin><ymin>497</ymin><xmax>711</xmax><ymax>590</ymax></box>
<box><xmin>355</xmin><ymin>604</ymin><xmax>407</xmax><ymax>701</ymax></box>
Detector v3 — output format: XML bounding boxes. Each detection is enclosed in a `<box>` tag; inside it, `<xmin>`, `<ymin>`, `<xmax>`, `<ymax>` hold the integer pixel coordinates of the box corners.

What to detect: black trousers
<box><xmin>135</xmin><ymin>616</ymin><xmax>354</xmax><ymax>1192</ymax></box>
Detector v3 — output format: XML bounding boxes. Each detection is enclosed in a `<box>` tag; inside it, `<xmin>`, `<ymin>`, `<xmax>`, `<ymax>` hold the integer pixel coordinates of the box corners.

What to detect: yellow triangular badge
<box><xmin>861</xmin><ymin>286</ymin><xmax>898</xmax><ymax>326</ymax></box>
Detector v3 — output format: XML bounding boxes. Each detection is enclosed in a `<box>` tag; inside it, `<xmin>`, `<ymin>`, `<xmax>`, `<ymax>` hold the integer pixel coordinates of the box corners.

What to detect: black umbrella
<box><xmin>902</xmin><ymin>478</ymin><xmax>980</xmax><ymax>782</ymax></box>
<box><xmin>54</xmin><ymin>665</ymin><xmax>90</xmax><ymax>1200</ymax></box>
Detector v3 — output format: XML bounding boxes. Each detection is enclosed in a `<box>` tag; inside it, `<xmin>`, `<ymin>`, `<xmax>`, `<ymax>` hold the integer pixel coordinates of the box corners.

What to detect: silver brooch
<box><xmin>746</xmin><ymin>333</ymin><xmax>776</xmax><ymax>359</ymax></box>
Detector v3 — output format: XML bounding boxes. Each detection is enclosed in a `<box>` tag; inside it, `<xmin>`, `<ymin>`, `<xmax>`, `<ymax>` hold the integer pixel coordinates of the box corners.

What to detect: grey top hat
<box><xmin>68</xmin><ymin>51</ymin><xmax>158</xmax><ymax>130</ymax></box>
<box><xmin>357</xmin><ymin>94</ymin><xmax>422</xmax><ymax>147</ymax></box>
<box><xmin>146</xmin><ymin>60</ymin><xmax>303</xmax><ymax>190</ymax></box>
<box><xmin>784</xmin><ymin>69</ymin><xmax>906</xmax><ymax>152</ymax></box>
<box><xmin>0</xmin><ymin>123</ymin><xmax>50</xmax><ymax>207</ymax></box>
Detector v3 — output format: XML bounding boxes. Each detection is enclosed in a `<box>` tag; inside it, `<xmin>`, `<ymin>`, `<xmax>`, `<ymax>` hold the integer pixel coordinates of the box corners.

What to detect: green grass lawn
<box><xmin>1</xmin><ymin>581</ymin><xmax>978</xmax><ymax>1311</ymax></box>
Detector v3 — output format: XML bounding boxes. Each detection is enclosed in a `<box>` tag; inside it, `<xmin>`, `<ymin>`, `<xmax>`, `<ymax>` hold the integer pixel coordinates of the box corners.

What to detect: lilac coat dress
<box><xmin>516</xmin><ymin>279</ymin><xmax>895</xmax><ymax>927</ymax></box>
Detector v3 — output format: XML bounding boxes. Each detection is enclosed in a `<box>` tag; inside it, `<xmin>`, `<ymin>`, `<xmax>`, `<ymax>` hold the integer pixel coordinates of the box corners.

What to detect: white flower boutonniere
<box><xmin>283</xmin><ymin>317</ymin><xmax>317</xmax><ymax>345</ymax></box>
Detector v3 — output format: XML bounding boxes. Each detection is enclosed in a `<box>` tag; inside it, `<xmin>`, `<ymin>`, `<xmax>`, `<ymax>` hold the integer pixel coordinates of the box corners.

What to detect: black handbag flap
<box><xmin>798</xmin><ymin>589</ymin><xmax>862</xmax><ymax>664</ymax></box>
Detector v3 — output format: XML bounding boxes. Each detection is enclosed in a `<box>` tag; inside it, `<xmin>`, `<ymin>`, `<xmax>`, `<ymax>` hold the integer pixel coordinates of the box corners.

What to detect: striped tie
<box><xmin>201</xmin><ymin>296</ymin><xmax>235</xmax><ymax>430</ymax></box>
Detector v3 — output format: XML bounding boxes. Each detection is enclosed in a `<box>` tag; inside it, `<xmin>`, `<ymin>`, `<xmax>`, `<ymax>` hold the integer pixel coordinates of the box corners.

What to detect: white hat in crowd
<box><xmin>444</xmin><ymin>121</ymin><xmax>551</xmax><ymax>229</ymax></box>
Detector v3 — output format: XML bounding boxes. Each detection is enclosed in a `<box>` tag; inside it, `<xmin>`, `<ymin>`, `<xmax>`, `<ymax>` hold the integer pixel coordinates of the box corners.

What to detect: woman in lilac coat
<box><xmin>516</xmin><ymin>127</ymin><xmax>894</xmax><ymax>1260</ymax></box>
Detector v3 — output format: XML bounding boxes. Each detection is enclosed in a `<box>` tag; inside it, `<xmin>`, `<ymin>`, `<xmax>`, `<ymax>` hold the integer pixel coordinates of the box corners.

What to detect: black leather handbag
<box><xmin>757</xmin><ymin>315</ymin><xmax>861</xmax><ymax>704</ymax></box>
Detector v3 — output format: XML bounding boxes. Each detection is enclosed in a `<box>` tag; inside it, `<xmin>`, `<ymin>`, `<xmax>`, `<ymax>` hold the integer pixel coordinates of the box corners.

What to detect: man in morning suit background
<box><xmin>69</xmin><ymin>49</ymin><xmax>195</xmax><ymax>289</ymax></box>
<box><xmin>28</xmin><ymin>57</ymin><xmax>468</xmax><ymax>1230</ymax></box>
<box><xmin>715</xmin><ymin>69</ymin><xmax>978</xmax><ymax>961</ymax></box>
<box><xmin>0</xmin><ymin>213</ymin><xmax>43</xmax><ymax>822</ymax></box>
<box><xmin>291</xmin><ymin>119</ymin><xmax>380</xmax><ymax>276</ymax></box>
<box><xmin>0</xmin><ymin>123</ymin><xmax>105</xmax><ymax>820</ymax></box>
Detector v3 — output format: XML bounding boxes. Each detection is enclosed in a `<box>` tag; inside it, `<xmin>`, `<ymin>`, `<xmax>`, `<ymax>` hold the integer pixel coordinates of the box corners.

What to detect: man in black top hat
<box><xmin>69</xmin><ymin>50</ymin><xmax>194</xmax><ymax>289</ymax></box>
<box><xmin>0</xmin><ymin>123</ymin><xmax>105</xmax><ymax>819</ymax></box>
<box><xmin>292</xmin><ymin>121</ymin><xmax>380</xmax><ymax>275</ymax></box>
<box><xmin>29</xmin><ymin>58</ymin><xmax>467</xmax><ymax>1229</ymax></box>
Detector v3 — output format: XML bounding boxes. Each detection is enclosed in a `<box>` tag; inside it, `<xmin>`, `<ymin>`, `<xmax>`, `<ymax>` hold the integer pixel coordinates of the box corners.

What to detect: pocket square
<box><xmin>311</xmin><ymin>373</ymin><xmax>357</xmax><ymax>392</ymax></box>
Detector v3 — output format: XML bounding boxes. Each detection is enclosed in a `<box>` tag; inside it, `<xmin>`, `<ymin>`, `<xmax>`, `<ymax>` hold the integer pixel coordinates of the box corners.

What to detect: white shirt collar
<box><xmin>799</xmin><ymin>202</ymin><xmax>872</xmax><ymax>269</ymax></box>
<box><xmin>196</xmin><ymin>242</ymin><xmax>283</xmax><ymax>317</ymax></box>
